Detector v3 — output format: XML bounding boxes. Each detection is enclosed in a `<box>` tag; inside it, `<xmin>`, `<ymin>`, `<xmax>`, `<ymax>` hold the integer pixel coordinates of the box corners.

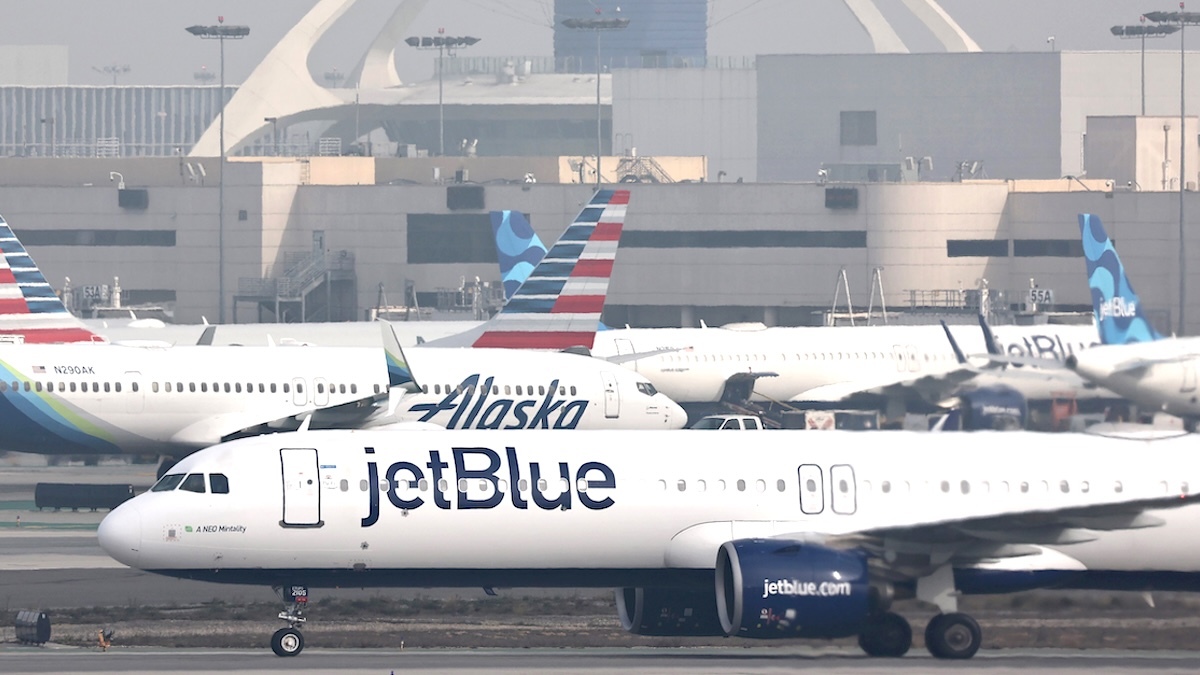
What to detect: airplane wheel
<box><xmin>857</xmin><ymin>611</ymin><xmax>912</xmax><ymax>657</ymax></box>
<box><xmin>925</xmin><ymin>613</ymin><xmax>981</xmax><ymax>660</ymax></box>
<box><xmin>271</xmin><ymin>627</ymin><xmax>304</xmax><ymax>657</ymax></box>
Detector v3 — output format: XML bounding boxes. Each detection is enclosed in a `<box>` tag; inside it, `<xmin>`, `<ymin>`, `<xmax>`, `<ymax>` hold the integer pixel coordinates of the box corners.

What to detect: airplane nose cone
<box><xmin>662</xmin><ymin>396</ymin><xmax>688</xmax><ymax>429</ymax></box>
<box><xmin>98</xmin><ymin>501</ymin><xmax>142</xmax><ymax>568</ymax></box>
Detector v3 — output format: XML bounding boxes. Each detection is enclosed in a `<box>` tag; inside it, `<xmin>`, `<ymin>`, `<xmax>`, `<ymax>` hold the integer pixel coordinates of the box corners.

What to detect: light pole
<box><xmin>562</xmin><ymin>11</ymin><xmax>630</xmax><ymax>186</ymax></box>
<box><xmin>404</xmin><ymin>32</ymin><xmax>481</xmax><ymax>157</ymax></box>
<box><xmin>1111</xmin><ymin>18</ymin><xmax>1179</xmax><ymax>115</ymax></box>
<box><xmin>264</xmin><ymin>116</ymin><xmax>279</xmax><ymax>156</ymax></box>
<box><xmin>92</xmin><ymin>63</ymin><xmax>130</xmax><ymax>85</ymax></box>
<box><xmin>186</xmin><ymin>18</ymin><xmax>249</xmax><ymax>325</ymax></box>
<box><xmin>1148</xmin><ymin>7</ymin><xmax>1200</xmax><ymax>334</ymax></box>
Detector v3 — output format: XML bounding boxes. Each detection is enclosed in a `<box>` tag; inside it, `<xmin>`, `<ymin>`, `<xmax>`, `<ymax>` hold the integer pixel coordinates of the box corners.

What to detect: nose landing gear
<box><xmin>271</xmin><ymin>584</ymin><xmax>309</xmax><ymax>657</ymax></box>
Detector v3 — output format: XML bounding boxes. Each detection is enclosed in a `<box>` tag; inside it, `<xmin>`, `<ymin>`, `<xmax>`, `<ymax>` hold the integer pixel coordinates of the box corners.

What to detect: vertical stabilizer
<box><xmin>0</xmin><ymin>216</ymin><xmax>103</xmax><ymax>343</ymax></box>
<box><xmin>490</xmin><ymin>210</ymin><xmax>547</xmax><ymax>301</ymax></box>
<box><xmin>1079</xmin><ymin>214</ymin><xmax>1163</xmax><ymax>344</ymax></box>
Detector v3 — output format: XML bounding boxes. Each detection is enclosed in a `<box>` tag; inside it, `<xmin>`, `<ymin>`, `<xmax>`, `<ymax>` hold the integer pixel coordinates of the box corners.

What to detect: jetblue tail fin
<box><xmin>380</xmin><ymin>321</ymin><xmax>419</xmax><ymax>392</ymax></box>
<box><xmin>0</xmin><ymin>215</ymin><xmax>104</xmax><ymax>343</ymax></box>
<box><xmin>491</xmin><ymin>210</ymin><xmax>547</xmax><ymax>302</ymax></box>
<box><xmin>1078</xmin><ymin>213</ymin><xmax>1163</xmax><ymax>344</ymax></box>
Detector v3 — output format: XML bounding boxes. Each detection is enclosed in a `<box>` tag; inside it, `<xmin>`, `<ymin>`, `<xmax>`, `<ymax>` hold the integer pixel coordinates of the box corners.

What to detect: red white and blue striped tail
<box><xmin>471</xmin><ymin>189</ymin><xmax>629</xmax><ymax>350</ymax></box>
<box><xmin>0</xmin><ymin>215</ymin><xmax>104</xmax><ymax>343</ymax></box>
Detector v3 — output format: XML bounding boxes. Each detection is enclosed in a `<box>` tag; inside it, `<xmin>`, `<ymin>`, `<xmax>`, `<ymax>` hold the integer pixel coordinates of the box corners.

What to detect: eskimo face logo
<box><xmin>407</xmin><ymin>374</ymin><xmax>589</xmax><ymax>429</ymax></box>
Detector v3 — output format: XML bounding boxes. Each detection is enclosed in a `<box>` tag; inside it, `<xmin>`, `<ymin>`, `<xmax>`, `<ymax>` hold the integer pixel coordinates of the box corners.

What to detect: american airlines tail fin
<box><xmin>491</xmin><ymin>209</ymin><xmax>547</xmax><ymax>301</ymax></box>
<box><xmin>472</xmin><ymin>188</ymin><xmax>628</xmax><ymax>350</ymax></box>
<box><xmin>0</xmin><ymin>215</ymin><xmax>104</xmax><ymax>343</ymax></box>
<box><xmin>428</xmin><ymin>189</ymin><xmax>628</xmax><ymax>350</ymax></box>
<box><xmin>1078</xmin><ymin>213</ymin><xmax>1163</xmax><ymax>345</ymax></box>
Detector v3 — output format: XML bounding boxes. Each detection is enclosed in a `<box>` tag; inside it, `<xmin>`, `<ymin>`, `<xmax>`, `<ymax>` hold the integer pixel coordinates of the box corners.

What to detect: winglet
<box><xmin>380</xmin><ymin>321</ymin><xmax>419</xmax><ymax>392</ymax></box>
<box><xmin>471</xmin><ymin>189</ymin><xmax>629</xmax><ymax>350</ymax></box>
<box><xmin>0</xmin><ymin>215</ymin><xmax>105</xmax><ymax>343</ymax></box>
<box><xmin>196</xmin><ymin>325</ymin><xmax>216</xmax><ymax>346</ymax></box>
<box><xmin>1079</xmin><ymin>214</ymin><xmax>1163</xmax><ymax>344</ymax></box>
<box><xmin>976</xmin><ymin>313</ymin><xmax>1001</xmax><ymax>355</ymax></box>
<box><xmin>491</xmin><ymin>209</ymin><xmax>547</xmax><ymax>301</ymax></box>
<box><xmin>940</xmin><ymin>320</ymin><xmax>968</xmax><ymax>365</ymax></box>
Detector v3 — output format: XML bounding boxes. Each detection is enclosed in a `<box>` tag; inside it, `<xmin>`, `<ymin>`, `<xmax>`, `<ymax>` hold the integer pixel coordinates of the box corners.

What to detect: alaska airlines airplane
<box><xmin>98</xmin><ymin>428</ymin><xmax>1199</xmax><ymax>658</ymax></box>
<box><xmin>1064</xmin><ymin>214</ymin><xmax>1200</xmax><ymax>426</ymax></box>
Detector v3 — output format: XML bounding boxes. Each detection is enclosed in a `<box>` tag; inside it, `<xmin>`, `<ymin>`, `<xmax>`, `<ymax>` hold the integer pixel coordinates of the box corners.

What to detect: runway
<box><xmin>2</xmin><ymin>647</ymin><xmax>1200</xmax><ymax>674</ymax></box>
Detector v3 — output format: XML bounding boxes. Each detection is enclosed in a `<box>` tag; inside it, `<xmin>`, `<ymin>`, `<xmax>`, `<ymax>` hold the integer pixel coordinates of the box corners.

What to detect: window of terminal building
<box><xmin>947</xmin><ymin>239</ymin><xmax>1010</xmax><ymax>257</ymax></box>
<box><xmin>1013</xmin><ymin>239</ymin><xmax>1084</xmax><ymax>257</ymax></box>
<box><xmin>407</xmin><ymin>214</ymin><xmax>499</xmax><ymax>264</ymax></box>
<box><xmin>840</xmin><ymin>111</ymin><xmax>877</xmax><ymax>146</ymax></box>
<box><xmin>19</xmin><ymin>230</ymin><xmax>176</xmax><ymax>247</ymax></box>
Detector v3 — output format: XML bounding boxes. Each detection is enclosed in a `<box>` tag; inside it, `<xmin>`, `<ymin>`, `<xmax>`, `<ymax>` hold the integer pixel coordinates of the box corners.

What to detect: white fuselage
<box><xmin>1069</xmin><ymin>338</ymin><xmax>1200</xmax><ymax>420</ymax></box>
<box><xmin>98</xmin><ymin>429</ymin><xmax>1200</xmax><ymax>588</ymax></box>
<box><xmin>397</xmin><ymin>348</ymin><xmax>685</xmax><ymax>430</ymax></box>
<box><xmin>590</xmin><ymin>324</ymin><xmax>1102</xmax><ymax>404</ymax></box>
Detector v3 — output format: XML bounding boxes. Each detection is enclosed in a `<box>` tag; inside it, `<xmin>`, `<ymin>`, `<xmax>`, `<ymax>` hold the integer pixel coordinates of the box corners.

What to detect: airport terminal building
<box><xmin>3</xmin><ymin>19</ymin><xmax>1200</xmax><ymax>333</ymax></box>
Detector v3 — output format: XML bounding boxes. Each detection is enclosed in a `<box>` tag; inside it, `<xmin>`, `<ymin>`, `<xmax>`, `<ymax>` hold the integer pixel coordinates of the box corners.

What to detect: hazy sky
<box><xmin>0</xmin><ymin>0</ymin><xmax>1181</xmax><ymax>86</ymax></box>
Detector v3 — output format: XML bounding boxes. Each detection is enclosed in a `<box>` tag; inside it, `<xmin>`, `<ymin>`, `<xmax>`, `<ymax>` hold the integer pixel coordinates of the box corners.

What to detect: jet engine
<box><xmin>616</xmin><ymin>587</ymin><xmax>725</xmax><ymax>637</ymax></box>
<box><xmin>715</xmin><ymin>539</ymin><xmax>871</xmax><ymax>639</ymax></box>
<box><xmin>958</xmin><ymin>385</ymin><xmax>1027</xmax><ymax>431</ymax></box>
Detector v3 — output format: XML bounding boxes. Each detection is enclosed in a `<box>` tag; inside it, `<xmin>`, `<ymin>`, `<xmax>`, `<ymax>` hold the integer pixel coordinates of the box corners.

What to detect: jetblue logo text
<box><xmin>1002</xmin><ymin>333</ymin><xmax>1096</xmax><ymax>361</ymax></box>
<box><xmin>1098</xmin><ymin>297</ymin><xmax>1137</xmax><ymax>320</ymax></box>
<box><xmin>360</xmin><ymin>446</ymin><xmax>616</xmax><ymax>526</ymax></box>
<box><xmin>761</xmin><ymin>579</ymin><xmax>853</xmax><ymax>598</ymax></box>
<box><xmin>408</xmin><ymin>374</ymin><xmax>588</xmax><ymax>429</ymax></box>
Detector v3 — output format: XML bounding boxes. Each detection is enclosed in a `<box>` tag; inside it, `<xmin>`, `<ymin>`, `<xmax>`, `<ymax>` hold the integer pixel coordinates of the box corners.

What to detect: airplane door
<box><xmin>830</xmin><ymin>464</ymin><xmax>857</xmax><ymax>515</ymax></box>
<box><xmin>292</xmin><ymin>378</ymin><xmax>307</xmax><ymax>406</ymax></box>
<box><xmin>601</xmin><ymin>372</ymin><xmax>620</xmax><ymax>418</ymax></box>
<box><xmin>906</xmin><ymin>346</ymin><xmax>921</xmax><ymax>372</ymax></box>
<box><xmin>1182</xmin><ymin>364</ymin><xmax>1197</xmax><ymax>394</ymax></box>
<box><xmin>280</xmin><ymin>448</ymin><xmax>322</xmax><ymax>527</ymax></box>
<box><xmin>614</xmin><ymin>339</ymin><xmax>635</xmax><ymax>370</ymax></box>
<box><xmin>798</xmin><ymin>464</ymin><xmax>824</xmax><ymax>514</ymax></box>
<box><xmin>124</xmin><ymin>371</ymin><xmax>144</xmax><ymax>413</ymax></box>
<box><xmin>314</xmin><ymin>377</ymin><xmax>329</xmax><ymax>407</ymax></box>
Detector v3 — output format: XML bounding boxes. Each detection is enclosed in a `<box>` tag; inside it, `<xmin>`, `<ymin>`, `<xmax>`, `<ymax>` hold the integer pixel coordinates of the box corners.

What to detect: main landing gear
<box><xmin>271</xmin><ymin>584</ymin><xmax>309</xmax><ymax>657</ymax></box>
<box><xmin>857</xmin><ymin>611</ymin><xmax>982</xmax><ymax>659</ymax></box>
<box><xmin>857</xmin><ymin>564</ymin><xmax>982</xmax><ymax>659</ymax></box>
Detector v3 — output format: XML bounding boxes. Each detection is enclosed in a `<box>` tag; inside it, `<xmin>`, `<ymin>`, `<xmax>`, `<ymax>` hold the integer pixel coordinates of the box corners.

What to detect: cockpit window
<box><xmin>151</xmin><ymin>474</ymin><xmax>186</xmax><ymax>492</ymax></box>
<box><xmin>210</xmin><ymin>473</ymin><xmax>230</xmax><ymax>494</ymax></box>
<box><xmin>179</xmin><ymin>473</ymin><xmax>206</xmax><ymax>493</ymax></box>
<box><xmin>636</xmin><ymin>382</ymin><xmax>658</xmax><ymax>396</ymax></box>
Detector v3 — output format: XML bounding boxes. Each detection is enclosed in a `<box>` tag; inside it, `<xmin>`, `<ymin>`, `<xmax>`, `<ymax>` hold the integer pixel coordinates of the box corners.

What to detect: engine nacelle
<box><xmin>716</xmin><ymin>539</ymin><xmax>870</xmax><ymax>639</ymax></box>
<box><xmin>959</xmin><ymin>385</ymin><xmax>1027</xmax><ymax>431</ymax></box>
<box><xmin>616</xmin><ymin>587</ymin><xmax>725</xmax><ymax>637</ymax></box>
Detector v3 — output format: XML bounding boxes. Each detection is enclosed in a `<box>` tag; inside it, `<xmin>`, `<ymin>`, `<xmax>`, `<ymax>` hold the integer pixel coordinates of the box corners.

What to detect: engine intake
<box><xmin>716</xmin><ymin>539</ymin><xmax>870</xmax><ymax>639</ymax></box>
<box><xmin>616</xmin><ymin>587</ymin><xmax>725</xmax><ymax>636</ymax></box>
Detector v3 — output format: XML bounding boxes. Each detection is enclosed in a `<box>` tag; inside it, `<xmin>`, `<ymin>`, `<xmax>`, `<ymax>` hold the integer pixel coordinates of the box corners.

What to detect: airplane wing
<box><xmin>794</xmin><ymin>366</ymin><xmax>978</xmax><ymax>410</ymax></box>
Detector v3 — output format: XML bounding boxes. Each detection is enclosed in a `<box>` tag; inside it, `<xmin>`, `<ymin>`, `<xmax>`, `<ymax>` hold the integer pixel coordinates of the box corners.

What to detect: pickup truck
<box><xmin>689</xmin><ymin>414</ymin><xmax>764</xmax><ymax>430</ymax></box>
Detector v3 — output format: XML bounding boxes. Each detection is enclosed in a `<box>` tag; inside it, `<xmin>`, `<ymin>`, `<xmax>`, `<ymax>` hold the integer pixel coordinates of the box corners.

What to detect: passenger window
<box><xmin>69</xmin><ymin>382</ymin><xmax>76</xmax><ymax>393</ymax></box>
<box><xmin>201</xmin><ymin>382</ymin><xmax>208</xmax><ymax>393</ymax></box>
<box><xmin>560</xmin><ymin>386</ymin><xmax>566</xmax><ymax>395</ymax></box>
<box><xmin>180</xmin><ymin>474</ymin><xmax>206</xmax><ymax>493</ymax></box>
<box><xmin>177</xmin><ymin>382</ymin><xmax>184</xmax><ymax>392</ymax></box>
<box><xmin>516</xmin><ymin>386</ymin><xmax>523</xmax><ymax>396</ymax></box>
<box><xmin>270</xmin><ymin>383</ymin><xmax>277</xmax><ymax>393</ymax></box>
<box><xmin>317</xmin><ymin>383</ymin><xmax>324</xmax><ymax>394</ymax></box>
<box><xmin>152</xmin><ymin>382</ymin><xmax>159</xmax><ymax>393</ymax></box>
<box><xmin>538</xmin><ymin>386</ymin><xmax>545</xmax><ymax>395</ymax></box>
<box><xmin>504</xmin><ymin>386</ymin><xmax>511</xmax><ymax>395</ymax></box>
<box><xmin>435</xmin><ymin>384</ymin><xmax>441</xmax><ymax>395</ymax></box>
<box><xmin>23</xmin><ymin>381</ymin><xmax>30</xmax><ymax>392</ymax></box>
<box><xmin>235</xmin><ymin>383</ymin><xmax>242</xmax><ymax>393</ymax></box>
<box><xmin>0</xmin><ymin>381</ymin><xmax>7</xmax><ymax>392</ymax></box>
<box><xmin>210</xmin><ymin>473</ymin><xmax>230</xmax><ymax>494</ymax></box>
<box><xmin>35</xmin><ymin>382</ymin><xmax>42</xmax><ymax>392</ymax></box>
<box><xmin>151</xmin><ymin>474</ymin><xmax>186</xmax><ymax>492</ymax></box>
<box><xmin>258</xmin><ymin>383</ymin><xmax>265</xmax><ymax>393</ymax></box>
<box><xmin>223</xmin><ymin>383</ymin><xmax>231</xmax><ymax>393</ymax></box>
<box><xmin>189</xmin><ymin>383</ymin><xmax>196</xmax><ymax>392</ymax></box>
<box><xmin>284</xmin><ymin>383</ymin><xmax>290</xmax><ymax>393</ymax></box>
<box><xmin>131</xmin><ymin>382</ymin><xmax>138</xmax><ymax>393</ymax></box>
<box><xmin>115</xmin><ymin>383</ymin><xmax>122</xmax><ymax>393</ymax></box>
<box><xmin>350</xmin><ymin>384</ymin><xmax>357</xmax><ymax>394</ymax></box>
<box><xmin>102</xmin><ymin>382</ymin><xmax>109</xmax><ymax>393</ymax></box>
<box><xmin>570</xmin><ymin>386</ymin><xmax>577</xmax><ymax>396</ymax></box>
<box><xmin>736</xmin><ymin>479</ymin><xmax>746</xmax><ymax>492</ymax></box>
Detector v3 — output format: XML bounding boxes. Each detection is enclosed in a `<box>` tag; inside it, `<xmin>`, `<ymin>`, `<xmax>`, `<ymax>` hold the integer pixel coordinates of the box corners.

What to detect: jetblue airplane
<box><xmin>98</xmin><ymin>428</ymin><xmax>1199</xmax><ymax>658</ymax></box>
<box><xmin>1064</xmin><ymin>214</ymin><xmax>1200</xmax><ymax>425</ymax></box>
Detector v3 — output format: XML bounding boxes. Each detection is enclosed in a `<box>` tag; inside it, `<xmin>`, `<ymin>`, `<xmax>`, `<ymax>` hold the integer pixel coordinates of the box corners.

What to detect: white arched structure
<box><xmin>901</xmin><ymin>0</ymin><xmax>982</xmax><ymax>52</ymax></box>
<box><xmin>843</xmin><ymin>0</ymin><xmax>910</xmax><ymax>54</ymax></box>
<box><xmin>346</xmin><ymin>0</ymin><xmax>431</xmax><ymax>89</ymax></box>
